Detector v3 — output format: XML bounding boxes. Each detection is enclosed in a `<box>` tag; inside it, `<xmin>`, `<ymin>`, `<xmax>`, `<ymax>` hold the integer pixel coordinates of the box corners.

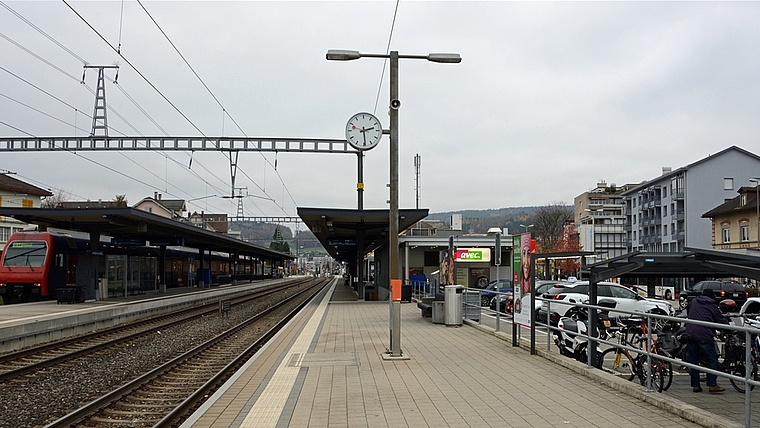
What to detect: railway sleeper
<box><xmin>90</xmin><ymin>414</ymin><xmax>163</xmax><ymax>424</ymax></box>
<box><xmin>134</xmin><ymin>385</ymin><xmax>193</xmax><ymax>393</ymax></box>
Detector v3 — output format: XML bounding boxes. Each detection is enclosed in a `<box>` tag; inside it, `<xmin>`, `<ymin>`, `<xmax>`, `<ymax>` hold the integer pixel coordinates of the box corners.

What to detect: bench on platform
<box><xmin>417</xmin><ymin>297</ymin><xmax>434</xmax><ymax>317</ymax></box>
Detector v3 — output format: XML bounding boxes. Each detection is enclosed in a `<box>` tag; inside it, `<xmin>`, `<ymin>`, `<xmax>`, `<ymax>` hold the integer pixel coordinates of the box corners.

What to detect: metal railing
<box><xmin>535</xmin><ymin>296</ymin><xmax>760</xmax><ymax>428</ymax></box>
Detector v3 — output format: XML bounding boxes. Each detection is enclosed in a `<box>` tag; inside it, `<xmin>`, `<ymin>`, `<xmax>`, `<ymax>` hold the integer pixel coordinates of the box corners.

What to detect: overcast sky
<box><xmin>2</xmin><ymin>1</ymin><xmax>759</xmax><ymax>219</ymax></box>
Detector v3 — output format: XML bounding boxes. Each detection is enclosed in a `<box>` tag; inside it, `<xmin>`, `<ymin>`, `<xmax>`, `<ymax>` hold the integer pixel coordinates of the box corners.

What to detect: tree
<box><xmin>40</xmin><ymin>189</ymin><xmax>70</xmax><ymax>208</ymax></box>
<box><xmin>110</xmin><ymin>194</ymin><xmax>128</xmax><ymax>207</ymax></box>
<box><xmin>531</xmin><ymin>203</ymin><xmax>573</xmax><ymax>253</ymax></box>
<box><xmin>554</xmin><ymin>223</ymin><xmax>582</xmax><ymax>275</ymax></box>
<box><xmin>269</xmin><ymin>225</ymin><xmax>291</xmax><ymax>254</ymax></box>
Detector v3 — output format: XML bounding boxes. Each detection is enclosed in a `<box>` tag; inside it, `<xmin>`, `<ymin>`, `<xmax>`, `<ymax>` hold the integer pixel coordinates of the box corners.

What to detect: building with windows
<box><xmin>0</xmin><ymin>174</ymin><xmax>53</xmax><ymax>249</ymax></box>
<box><xmin>702</xmin><ymin>185</ymin><xmax>760</xmax><ymax>252</ymax></box>
<box><xmin>623</xmin><ymin>146</ymin><xmax>760</xmax><ymax>253</ymax></box>
<box><xmin>133</xmin><ymin>192</ymin><xmax>187</xmax><ymax>220</ymax></box>
<box><xmin>574</xmin><ymin>181</ymin><xmax>635</xmax><ymax>261</ymax></box>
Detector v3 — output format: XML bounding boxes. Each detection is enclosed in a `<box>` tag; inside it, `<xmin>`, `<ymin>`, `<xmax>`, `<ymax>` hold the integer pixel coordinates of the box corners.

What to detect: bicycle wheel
<box><xmin>598</xmin><ymin>348</ymin><xmax>636</xmax><ymax>381</ymax></box>
<box><xmin>659</xmin><ymin>359</ymin><xmax>673</xmax><ymax>391</ymax></box>
<box><xmin>729</xmin><ymin>362</ymin><xmax>758</xmax><ymax>393</ymax></box>
<box><xmin>655</xmin><ymin>355</ymin><xmax>674</xmax><ymax>391</ymax></box>
<box><xmin>637</xmin><ymin>357</ymin><xmax>665</xmax><ymax>393</ymax></box>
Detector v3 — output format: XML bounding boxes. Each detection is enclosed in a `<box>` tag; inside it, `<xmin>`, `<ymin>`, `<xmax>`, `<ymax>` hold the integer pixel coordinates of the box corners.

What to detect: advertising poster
<box><xmin>513</xmin><ymin>233</ymin><xmax>532</xmax><ymax>327</ymax></box>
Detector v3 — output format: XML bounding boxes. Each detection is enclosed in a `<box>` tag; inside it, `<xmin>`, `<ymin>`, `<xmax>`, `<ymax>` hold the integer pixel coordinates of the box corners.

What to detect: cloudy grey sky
<box><xmin>1</xmin><ymin>1</ymin><xmax>759</xmax><ymax>218</ymax></box>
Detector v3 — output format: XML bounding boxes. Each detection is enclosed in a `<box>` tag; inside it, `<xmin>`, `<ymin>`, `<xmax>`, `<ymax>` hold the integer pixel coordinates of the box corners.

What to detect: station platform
<box><xmin>0</xmin><ymin>280</ymin><xmax>279</xmax><ymax>353</ymax></box>
<box><xmin>180</xmin><ymin>281</ymin><xmax>726</xmax><ymax>428</ymax></box>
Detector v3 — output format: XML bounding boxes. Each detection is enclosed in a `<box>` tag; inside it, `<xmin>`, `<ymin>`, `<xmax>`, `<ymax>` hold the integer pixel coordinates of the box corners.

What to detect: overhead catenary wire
<box><xmin>66</xmin><ymin>0</ymin><xmax>287</xmax><ymax>216</ymax></box>
<box><xmin>0</xmin><ymin>7</ymin><xmax>233</xmax><ymax>206</ymax></box>
<box><xmin>134</xmin><ymin>0</ymin><xmax>297</xmax><ymax>216</ymax></box>
<box><xmin>372</xmin><ymin>0</ymin><xmax>400</xmax><ymax>116</ymax></box>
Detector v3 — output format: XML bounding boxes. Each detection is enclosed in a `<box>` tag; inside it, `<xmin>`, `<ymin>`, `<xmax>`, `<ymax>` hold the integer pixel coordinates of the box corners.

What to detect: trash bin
<box><xmin>432</xmin><ymin>300</ymin><xmax>445</xmax><ymax>324</ymax></box>
<box><xmin>56</xmin><ymin>287</ymin><xmax>76</xmax><ymax>304</ymax></box>
<box><xmin>444</xmin><ymin>285</ymin><xmax>464</xmax><ymax>326</ymax></box>
<box><xmin>401</xmin><ymin>283</ymin><xmax>412</xmax><ymax>303</ymax></box>
<box><xmin>365</xmin><ymin>285</ymin><xmax>376</xmax><ymax>301</ymax></box>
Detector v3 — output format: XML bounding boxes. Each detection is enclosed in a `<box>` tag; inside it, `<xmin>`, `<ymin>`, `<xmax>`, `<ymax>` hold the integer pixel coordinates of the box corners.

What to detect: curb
<box><xmin>464</xmin><ymin>319</ymin><xmax>742</xmax><ymax>428</ymax></box>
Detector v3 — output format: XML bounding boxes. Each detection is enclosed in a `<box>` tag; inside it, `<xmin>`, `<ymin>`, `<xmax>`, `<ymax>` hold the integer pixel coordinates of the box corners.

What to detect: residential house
<box><xmin>0</xmin><ymin>174</ymin><xmax>53</xmax><ymax>248</ymax></box>
<box><xmin>188</xmin><ymin>212</ymin><xmax>229</xmax><ymax>233</ymax></box>
<box><xmin>623</xmin><ymin>146</ymin><xmax>760</xmax><ymax>252</ymax></box>
<box><xmin>133</xmin><ymin>192</ymin><xmax>186</xmax><ymax>220</ymax></box>
<box><xmin>574</xmin><ymin>181</ymin><xmax>635</xmax><ymax>261</ymax></box>
<box><xmin>702</xmin><ymin>185</ymin><xmax>760</xmax><ymax>252</ymax></box>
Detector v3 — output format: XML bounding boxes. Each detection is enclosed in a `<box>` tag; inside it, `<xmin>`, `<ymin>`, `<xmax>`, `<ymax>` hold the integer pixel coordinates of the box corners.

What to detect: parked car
<box><xmin>539</xmin><ymin>281</ymin><xmax>674</xmax><ymax>326</ymax></box>
<box><xmin>490</xmin><ymin>280</ymin><xmax>569</xmax><ymax>314</ymax></box>
<box><xmin>678</xmin><ymin>280</ymin><xmax>748</xmax><ymax>310</ymax></box>
<box><xmin>490</xmin><ymin>292</ymin><xmax>514</xmax><ymax>313</ymax></box>
<box><xmin>480</xmin><ymin>279</ymin><xmax>513</xmax><ymax>307</ymax></box>
<box><xmin>533</xmin><ymin>280</ymin><xmax>572</xmax><ymax>312</ymax></box>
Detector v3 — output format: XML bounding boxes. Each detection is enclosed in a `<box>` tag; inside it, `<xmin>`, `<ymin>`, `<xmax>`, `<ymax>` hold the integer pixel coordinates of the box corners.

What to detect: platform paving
<box><xmin>182</xmin><ymin>281</ymin><xmax>720</xmax><ymax>428</ymax></box>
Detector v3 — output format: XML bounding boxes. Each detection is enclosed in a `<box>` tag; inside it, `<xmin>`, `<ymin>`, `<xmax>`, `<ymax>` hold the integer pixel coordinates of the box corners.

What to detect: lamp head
<box><xmin>426</xmin><ymin>53</ymin><xmax>461</xmax><ymax>63</ymax></box>
<box><xmin>326</xmin><ymin>50</ymin><xmax>361</xmax><ymax>61</ymax></box>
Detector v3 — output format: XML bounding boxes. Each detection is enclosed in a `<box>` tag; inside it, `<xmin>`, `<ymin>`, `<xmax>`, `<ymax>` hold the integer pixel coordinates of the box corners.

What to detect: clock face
<box><xmin>345</xmin><ymin>113</ymin><xmax>382</xmax><ymax>151</ymax></box>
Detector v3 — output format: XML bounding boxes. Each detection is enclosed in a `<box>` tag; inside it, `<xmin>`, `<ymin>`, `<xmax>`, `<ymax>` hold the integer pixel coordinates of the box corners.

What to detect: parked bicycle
<box><xmin>596</xmin><ymin>317</ymin><xmax>671</xmax><ymax>392</ymax></box>
<box><xmin>722</xmin><ymin>317</ymin><xmax>760</xmax><ymax>393</ymax></box>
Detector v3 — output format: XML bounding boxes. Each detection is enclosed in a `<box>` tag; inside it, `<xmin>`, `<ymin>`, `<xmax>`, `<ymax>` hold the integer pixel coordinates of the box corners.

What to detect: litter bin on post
<box><xmin>401</xmin><ymin>283</ymin><xmax>412</xmax><ymax>303</ymax></box>
<box><xmin>444</xmin><ymin>285</ymin><xmax>464</xmax><ymax>326</ymax></box>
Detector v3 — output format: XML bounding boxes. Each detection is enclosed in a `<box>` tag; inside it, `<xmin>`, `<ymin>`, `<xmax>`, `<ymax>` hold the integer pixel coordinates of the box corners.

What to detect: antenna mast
<box><xmin>414</xmin><ymin>153</ymin><xmax>421</xmax><ymax>209</ymax></box>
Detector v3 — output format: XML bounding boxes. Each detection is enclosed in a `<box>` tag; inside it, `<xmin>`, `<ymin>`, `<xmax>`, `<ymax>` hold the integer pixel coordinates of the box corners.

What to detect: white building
<box><xmin>0</xmin><ymin>174</ymin><xmax>53</xmax><ymax>249</ymax></box>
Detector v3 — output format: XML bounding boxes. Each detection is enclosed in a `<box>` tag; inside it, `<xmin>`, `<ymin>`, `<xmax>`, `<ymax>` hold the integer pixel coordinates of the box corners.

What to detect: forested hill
<box><xmin>426</xmin><ymin>207</ymin><xmax>541</xmax><ymax>235</ymax></box>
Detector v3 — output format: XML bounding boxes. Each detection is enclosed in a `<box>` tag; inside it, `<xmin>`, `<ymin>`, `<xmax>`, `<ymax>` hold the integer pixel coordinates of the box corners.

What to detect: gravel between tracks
<box><xmin>0</xmin><ymin>286</ymin><xmax>308</xmax><ymax>428</ymax></box>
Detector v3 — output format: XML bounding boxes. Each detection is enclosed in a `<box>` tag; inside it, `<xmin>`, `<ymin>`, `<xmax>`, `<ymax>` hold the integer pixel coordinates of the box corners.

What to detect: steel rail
<box><xmin>0</xmin><ymin>278</ymin><xmax>310</xmax><ymax>383</ymax></box>
<box><xmin>44</xmin><ymin>278</ymin><xmax>328</xmax><ymax>428</ymax></box>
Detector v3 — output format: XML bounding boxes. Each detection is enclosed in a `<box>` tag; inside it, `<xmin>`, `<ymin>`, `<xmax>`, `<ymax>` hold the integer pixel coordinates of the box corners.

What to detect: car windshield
<box><xmin>723</xmin><ymin>283</ymin><xmax>744</xmax><ymax>292</ymax></box>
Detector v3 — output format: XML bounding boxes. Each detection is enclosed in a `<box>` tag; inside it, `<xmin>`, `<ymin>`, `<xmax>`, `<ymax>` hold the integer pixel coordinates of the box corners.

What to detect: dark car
<box><xmin>490</xmin><ymin>291</ymin><xmax>515</xmax><ymax>313</ymax></box>
<box><xmin>678</xmin><ymin>280</ymin><xmax>748</xmax><ymax>310</ymax></box>
<box><xmin>480</xmin><ymin>279</ymin><xmax>513</xmax><ymax>307</ymax></box>
<box><xmin>491</xmin><ymin>280</ymin><xmax>570</xmax><ymax>315</ymax></box>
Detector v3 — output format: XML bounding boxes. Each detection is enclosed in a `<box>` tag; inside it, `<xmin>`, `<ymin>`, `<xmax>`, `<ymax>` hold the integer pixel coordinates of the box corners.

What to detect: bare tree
<box><xmin>40</xmin><ymin>189</ymin><xmax>71</xmax><ymax>208</ymax></box>
<box><xmin>110</xmin><ymin>194</ymin><xmax>128</xmax><ymax>207</ymax></box>
<box><xmin>531</xmin><ymin>203</ymin><xmax>573</xmax><ymax>252</ymax></box>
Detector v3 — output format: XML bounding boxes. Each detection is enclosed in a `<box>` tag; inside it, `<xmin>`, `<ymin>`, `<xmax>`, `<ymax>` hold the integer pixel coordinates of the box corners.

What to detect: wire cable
<box><xmin>372</xmin><ymin>0</ymin><xmax>400</xmax><ymax>116</ymax></box>
<box><xmin>1</xmin><ymin>6</ymin><xmax>233</xmax><ymax>202</ymax></box>
<box><xmin>134</xmin><ymin>0</ymin><xmax>298</xmax><ymax>215</ymax></box>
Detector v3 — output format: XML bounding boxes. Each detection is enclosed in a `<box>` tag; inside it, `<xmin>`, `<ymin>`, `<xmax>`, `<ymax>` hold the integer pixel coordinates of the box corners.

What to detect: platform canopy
<box><xmin>0</xmin><ymin>207</ymin><xmax>293</xmax><ymax>261</ymax></box>
<box><xmin>297</xmin><ymin>207</ymin><xmax>428</xmax><ymax>261</ymax></box>
<box><xmin>583</xmin><ymin>248</ymin><xmax>760</xmax><ymax>282</ymax></box>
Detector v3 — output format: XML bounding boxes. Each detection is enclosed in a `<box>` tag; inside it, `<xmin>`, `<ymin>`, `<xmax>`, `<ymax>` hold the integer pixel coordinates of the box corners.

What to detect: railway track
<box><xmin>45</xmin><ymin>277</ymin><xmax>330</xmax><ymax>428</ymax></box>
<box><xmin>0</xmin><ymin>277</ymin><xmax>314</xmax><ymax>384</ymax></box>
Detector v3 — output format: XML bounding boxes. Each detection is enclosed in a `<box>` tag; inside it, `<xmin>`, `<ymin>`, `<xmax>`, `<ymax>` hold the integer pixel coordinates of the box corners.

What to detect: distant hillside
<box><xmin>427</xmin><ymin>207</ymin><xmax>540</xmax><ymax>235</ymax></box>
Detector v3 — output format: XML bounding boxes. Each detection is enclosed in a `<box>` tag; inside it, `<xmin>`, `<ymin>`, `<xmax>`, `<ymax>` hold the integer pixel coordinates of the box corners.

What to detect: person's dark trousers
<box><xmin>688</xmin><ymin>339</ymin><xmax>719</xmax><ymax>387</ymax></box>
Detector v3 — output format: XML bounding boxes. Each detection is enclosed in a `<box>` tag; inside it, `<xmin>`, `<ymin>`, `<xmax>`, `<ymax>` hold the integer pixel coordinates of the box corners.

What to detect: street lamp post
<box><xmin>327</xmin><ymin>49</ymin><xmax>460</xmax><ymax>358</ymax></box>
<box><xmin>751</xmin><ymin>178</ymin><xmax>760</xmax><ymax>249</ymax></box>
<box><xmin>519</xmin><ymin>224</ymin><xmax>533</xmax><ymax>233</ymax></box>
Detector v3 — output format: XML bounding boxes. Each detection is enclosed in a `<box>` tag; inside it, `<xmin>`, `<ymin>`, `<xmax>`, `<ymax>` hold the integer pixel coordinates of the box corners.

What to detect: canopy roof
<box><xmin>0</xmin><ymin>207</ymin><xmax>292</xmax><ymax>261</ymax></box>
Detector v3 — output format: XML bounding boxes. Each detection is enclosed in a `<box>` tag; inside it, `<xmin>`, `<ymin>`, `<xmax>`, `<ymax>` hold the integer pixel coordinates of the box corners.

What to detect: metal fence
<box><xmin>536</xmin><ymin>296</ymin><xmax>760</xmax><ymax>428</ymax></box>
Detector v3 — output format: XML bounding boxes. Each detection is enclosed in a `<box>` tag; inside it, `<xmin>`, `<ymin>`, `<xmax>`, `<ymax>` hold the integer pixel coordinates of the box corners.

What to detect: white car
<box><xmin>540</xmin><ymin>281</ymin><xmax>673</xmax><ymax>325</ymax></box>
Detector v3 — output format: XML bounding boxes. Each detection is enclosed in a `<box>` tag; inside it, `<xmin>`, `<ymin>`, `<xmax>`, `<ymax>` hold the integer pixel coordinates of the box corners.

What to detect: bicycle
<box><xmin>596</xmin><ymin>318</ymin><xmax>670</xmax><ymax>392</ymax></box>
<box><xmin>722</xmin><ymin>317</ymin><xmax>760</xmax><ymax>393</ymax></box>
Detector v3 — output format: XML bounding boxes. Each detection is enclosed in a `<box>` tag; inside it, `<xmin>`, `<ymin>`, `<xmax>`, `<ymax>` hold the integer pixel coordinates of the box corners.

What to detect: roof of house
<box><xmin>133</xmin><ymin>197</ymin><xmax>186</xmax><ymax>214</ymax></box>
<box><xmin>622</xmin><ymin>146</ymin><xmax>760</xmax><ymax>195</ymax></box>
<box><xmin>702</xmin><ymin>186</ymin><xmax>759</xmax><ymax>218</ymax></box>
<box><xmin>59</xmin><ymin>201</ymin><xmax>116</xmax><ymax>209</ymax></box>
<box><xmin>0</xmin><ymin>174</ymin><xmax>53</xmax><ymax>197</ymax></box>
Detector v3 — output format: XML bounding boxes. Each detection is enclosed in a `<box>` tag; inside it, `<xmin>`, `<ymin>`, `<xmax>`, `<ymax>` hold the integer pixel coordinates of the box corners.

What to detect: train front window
<box><xmin>2</xmin><ymin>241</ymin><xmax>48</xmax><ymax>267</ymax></box>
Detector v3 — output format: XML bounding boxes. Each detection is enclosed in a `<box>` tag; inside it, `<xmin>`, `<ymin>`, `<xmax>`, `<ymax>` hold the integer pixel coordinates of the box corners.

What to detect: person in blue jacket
<box><xmin>685</xmin><ymin>288</ymin><xmax>728</xmax><ymax>393</ymax></box>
